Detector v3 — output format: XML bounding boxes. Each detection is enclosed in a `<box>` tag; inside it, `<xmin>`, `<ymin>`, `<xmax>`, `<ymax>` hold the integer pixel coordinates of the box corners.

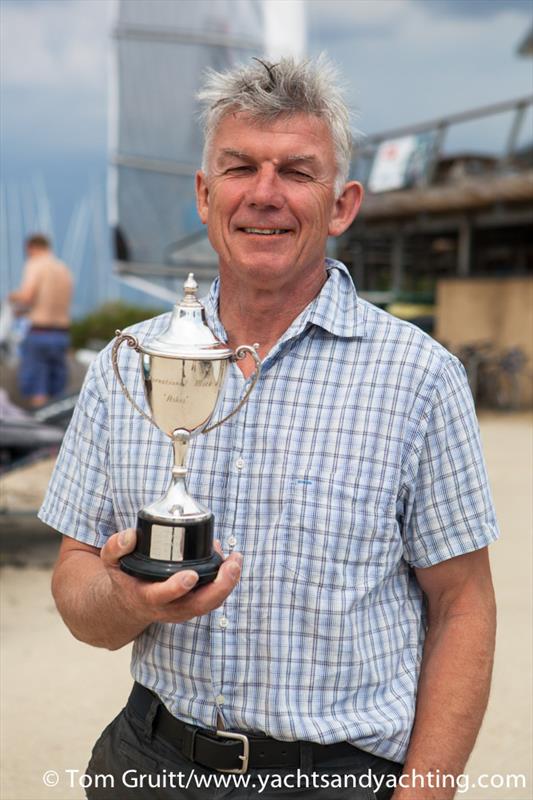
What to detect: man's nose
<box><xmin>246</xmin><ymin>165</ymin><xmax>284</xmax><ymax>208</ymax></box>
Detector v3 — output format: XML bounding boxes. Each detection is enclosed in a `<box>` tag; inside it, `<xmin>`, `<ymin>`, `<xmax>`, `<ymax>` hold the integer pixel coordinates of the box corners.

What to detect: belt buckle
<box><xmin>216</xmin><ymin>730</ymin><xmax>250</xmax><ymax>774</ymax></box>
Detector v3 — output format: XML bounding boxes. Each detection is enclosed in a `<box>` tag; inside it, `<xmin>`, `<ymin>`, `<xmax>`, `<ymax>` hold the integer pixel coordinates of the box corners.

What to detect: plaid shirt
<box><xmin>40</xmin><ymin>259</ymin><xmax>498</xmax><ymax>762</ymax></box>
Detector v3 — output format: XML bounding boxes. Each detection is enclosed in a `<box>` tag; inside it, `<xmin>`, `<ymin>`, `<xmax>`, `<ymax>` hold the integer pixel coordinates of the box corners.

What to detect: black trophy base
<box><xmin>120</xmin><ymin>512</ymin><xmax>222</xmax><ymax>585</ymax></box>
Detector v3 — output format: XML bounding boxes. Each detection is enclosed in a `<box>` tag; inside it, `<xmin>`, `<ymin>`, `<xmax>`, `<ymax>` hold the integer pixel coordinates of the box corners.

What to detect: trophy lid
<box><xmin>140</xmin><ymin>273</ymin><xmax>233</xmax><ymax>360</ymax></box>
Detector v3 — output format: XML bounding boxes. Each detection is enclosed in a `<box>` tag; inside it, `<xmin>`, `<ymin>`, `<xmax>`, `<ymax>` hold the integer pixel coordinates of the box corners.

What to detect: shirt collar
<box><xmin>307</xmin><ymin>258</ymin><xmax>365</xmax><ymax>338</ymax></box>
<box><xmin>203</xmin><ymin>257</ymin><xmax>365</xmax><ymax>345</ymax></box>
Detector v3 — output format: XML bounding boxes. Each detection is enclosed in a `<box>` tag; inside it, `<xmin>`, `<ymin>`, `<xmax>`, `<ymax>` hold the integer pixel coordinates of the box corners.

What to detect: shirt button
<box><xmin>219</xmin><ymin>616</ymin><xmax>229</xmax><ymax>629</ymax></box>
<box><xmin>235</xmin><ymin>457</ymin><xmax>245</xmax><ymax>470</ymax></box>
<box><xmin>216</xmin><ymin>694</ymin><xmax>225</xmax><ymax>705</ymax></box>
<box><xmin>228</xmin><ymin>536</ymin><xmax>237</xmax><ymax>547</ymax></box>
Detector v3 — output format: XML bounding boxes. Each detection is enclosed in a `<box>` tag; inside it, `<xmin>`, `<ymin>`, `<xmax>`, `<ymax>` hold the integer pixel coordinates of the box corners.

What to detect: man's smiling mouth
<box><xmin>239</xmin><ymin>227</ymin><xmax>291</xmax><ymax>235</ymax></box>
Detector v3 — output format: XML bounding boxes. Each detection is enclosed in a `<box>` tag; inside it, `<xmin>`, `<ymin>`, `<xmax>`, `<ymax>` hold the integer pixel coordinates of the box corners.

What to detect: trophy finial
<box><xmin>183</xmin><ymin>272</ymin><xmax>198</xmax><ymax>304</ymax></box>
<box><xmin>185</xmin><ymin>272</ymin><xmax>197</xmax><ymax>290</ymax></box>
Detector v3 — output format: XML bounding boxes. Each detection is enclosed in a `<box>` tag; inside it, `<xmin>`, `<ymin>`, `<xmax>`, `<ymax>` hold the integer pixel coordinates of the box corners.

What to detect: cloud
<box><xmin>309</xmin><ymin>0</ymin><xmax>532</xmax><ymax>43</ymax></box>
<box><xmin>308</xmin><ymin>0</ymin><xmax>412</xmax><ymax>40</ymax></box>
<box><xmin>2</xmin><ymin>0</ymin><xmax>530</xmax><ymax>161</ymax></box>
<box><xmin>307</xmin><ymin>0</ymin><xmax>531</xmax><ymax>151</ymax></box>
<box><xmin>0</xmin><ymin>0</ymin><xmax>114</xmax><ymax>157</ymax></box>
<box><xmin>0</xmin><ymin>0</ymin><xmax>113</xmax><ymax>91</ymax></box>
<box><xmin>418</xmin><ymin>0</ymin><xmax>532</xmax><ymax>18</ymax></box>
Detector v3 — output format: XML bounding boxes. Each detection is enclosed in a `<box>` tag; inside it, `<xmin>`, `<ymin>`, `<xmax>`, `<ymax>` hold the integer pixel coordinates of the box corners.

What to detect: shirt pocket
<box><xmin>277</xmin><ymin>474</ymin><xmax>395</xmax><ymax>593</ymax></box>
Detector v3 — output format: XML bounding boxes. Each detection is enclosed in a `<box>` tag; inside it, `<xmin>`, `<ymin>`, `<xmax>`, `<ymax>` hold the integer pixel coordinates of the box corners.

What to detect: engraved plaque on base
<box><xmin>150</xmin><ymin>525</ymin><xmax>185</xmax><ymax>562</ymax></box>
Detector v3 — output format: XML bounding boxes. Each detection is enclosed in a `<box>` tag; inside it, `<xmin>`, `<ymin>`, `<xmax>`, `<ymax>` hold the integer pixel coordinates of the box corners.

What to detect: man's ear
<box><xmin>328</xmin><ymin>181</ymin><xmax>364</xmax><ymax>238</ymax></box>
<box><xmin>195</xmin><ymin>171</ymin><xmax>209</xmax><ymax>225</ymax></box>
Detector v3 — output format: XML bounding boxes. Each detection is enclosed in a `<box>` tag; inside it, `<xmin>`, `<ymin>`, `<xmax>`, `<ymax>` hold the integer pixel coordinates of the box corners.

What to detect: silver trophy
<box><xmin>111</xmin><ymin>273</ymin><xmax>261</xmax><ymax>584</ymax></box>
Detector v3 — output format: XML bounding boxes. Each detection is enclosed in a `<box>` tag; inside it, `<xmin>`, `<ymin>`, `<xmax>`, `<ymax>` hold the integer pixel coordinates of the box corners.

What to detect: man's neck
<box><xmin>218</xmin><ymin>264</ymin><xmax>328</xmax><ymax>373</ymax></box>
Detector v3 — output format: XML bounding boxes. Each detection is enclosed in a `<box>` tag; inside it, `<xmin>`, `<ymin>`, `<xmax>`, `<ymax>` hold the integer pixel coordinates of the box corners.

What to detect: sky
<box><xmin>1</xmin><ymin>0</ymin><xmax>532</xmax><ymax>308</ymax></box>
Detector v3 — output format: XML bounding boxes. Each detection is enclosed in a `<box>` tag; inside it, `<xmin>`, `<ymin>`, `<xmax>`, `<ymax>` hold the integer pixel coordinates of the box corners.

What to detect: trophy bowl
<box><xmin>111</xmin><ymin>273</ymin><xmax>261</xmax><ymax>585</ymax></box>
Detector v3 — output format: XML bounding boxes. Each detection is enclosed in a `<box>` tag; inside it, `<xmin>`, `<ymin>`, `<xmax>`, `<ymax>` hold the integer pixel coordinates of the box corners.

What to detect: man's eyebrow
<box><xmin>284</xmin><ymin>154</ymin><xmax>318</xmax><ymax>164</ymax></box>
<box><xmin>217</xmin><ymin>149</ymin><xmax>251</xmax><ymax>161</ymax></box>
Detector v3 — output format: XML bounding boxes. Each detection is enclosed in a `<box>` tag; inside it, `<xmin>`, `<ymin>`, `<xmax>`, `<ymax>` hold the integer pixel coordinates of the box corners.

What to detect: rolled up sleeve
<box><xmin>38</xmin><ymin>350</ymin><xmax>116</xmax><ymax>548</ymax></box>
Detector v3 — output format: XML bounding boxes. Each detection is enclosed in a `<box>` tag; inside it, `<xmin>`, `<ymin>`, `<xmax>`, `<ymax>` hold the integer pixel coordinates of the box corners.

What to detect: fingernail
<box><xmin>182</xmin><ymin>572</ymin><xmax>199</xmax><ymax>590</ymax></box>
<box><xmin>119</xmin><ymin>530</ymin><xmax>131</xmax><ymax>547</ymax></box>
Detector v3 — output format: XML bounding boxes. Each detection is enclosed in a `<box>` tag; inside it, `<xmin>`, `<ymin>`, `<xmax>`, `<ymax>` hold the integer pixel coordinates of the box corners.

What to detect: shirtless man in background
<box><xmin>9</xmin><ymin>234</ymin><xmax>73</xmax><ymax>408</ymax></box>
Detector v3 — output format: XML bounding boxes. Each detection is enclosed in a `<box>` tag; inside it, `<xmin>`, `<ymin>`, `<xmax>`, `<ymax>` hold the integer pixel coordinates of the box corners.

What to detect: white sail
<box><xmin>112</xmin><ymin>0</ymin><xmax>262</xmax><ymax>289</ymax></box>
<box><xmin>111</xmin><ymin>0</ymin><xmax>306</xmax><ymax>293</ymax></box>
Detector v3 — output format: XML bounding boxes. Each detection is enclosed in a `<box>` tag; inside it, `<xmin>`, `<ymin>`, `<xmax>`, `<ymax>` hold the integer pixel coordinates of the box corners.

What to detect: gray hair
<box><xmin>198</xmin><ymin>55</ymin><xmax>353</xmax><ymax>198</ymax></box>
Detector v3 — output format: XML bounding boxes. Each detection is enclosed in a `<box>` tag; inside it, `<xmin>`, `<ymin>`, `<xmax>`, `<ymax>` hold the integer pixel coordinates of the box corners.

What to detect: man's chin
<box><xmin>228</xmin><ymin>259</ymin><xmax>294</xmax><ymax>284</ymax></box>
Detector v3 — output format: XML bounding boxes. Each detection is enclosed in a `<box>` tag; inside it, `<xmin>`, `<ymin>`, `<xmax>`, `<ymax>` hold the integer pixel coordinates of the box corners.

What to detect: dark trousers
<box><xmin>86</xmin><ymin>706</ymin><xmax>402</xmax><ymax>800</ymax></box>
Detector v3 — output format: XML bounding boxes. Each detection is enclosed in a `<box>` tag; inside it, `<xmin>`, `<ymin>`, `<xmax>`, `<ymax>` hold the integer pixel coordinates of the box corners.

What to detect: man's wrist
<box><xmin>108</xmin><ymin>569</ymin><xmax>153</xmax><ymax>630</ymax></box>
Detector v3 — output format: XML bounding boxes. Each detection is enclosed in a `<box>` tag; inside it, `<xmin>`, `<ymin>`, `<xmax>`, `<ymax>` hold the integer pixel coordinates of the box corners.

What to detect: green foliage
<box><xmin>70</xmin><ymin>302</ymin><xmax>164</xmax><ymax>349</ymax></box>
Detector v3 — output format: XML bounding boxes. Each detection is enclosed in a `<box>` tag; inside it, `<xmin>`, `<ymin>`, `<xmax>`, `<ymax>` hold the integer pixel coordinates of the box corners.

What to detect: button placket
<box><xmin>216</xmin><ymin>363</ymin><xmax>264</xmax><ymax>727</ymax></box>
<box><xmin>209</xmin><ymin>366</ymin><xmax>251</xmax><ymax>730</ymax></box>
<box><xmin>206</xmin><ymin>371</ymin><xmax>241</xmax><ymax>728</ymax></box>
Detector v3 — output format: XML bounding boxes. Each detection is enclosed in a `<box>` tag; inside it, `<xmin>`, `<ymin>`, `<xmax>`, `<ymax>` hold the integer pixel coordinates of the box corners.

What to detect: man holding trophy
<box><xmin>43</xmin><ymin>57</ymin><xmax>498</xmax><ymax>799</ymax></box>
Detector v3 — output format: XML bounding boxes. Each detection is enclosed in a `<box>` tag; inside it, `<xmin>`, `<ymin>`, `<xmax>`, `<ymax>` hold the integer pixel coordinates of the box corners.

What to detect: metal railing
<box><xmin>352</xmin><ymin>95</ymin><xmax>533</xmax><ymax>186</ymax></box>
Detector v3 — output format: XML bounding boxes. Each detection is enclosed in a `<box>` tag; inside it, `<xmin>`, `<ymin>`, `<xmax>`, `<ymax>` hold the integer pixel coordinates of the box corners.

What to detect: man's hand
<box><xmin>101</xmin><ymin>528</ymin><xmax>242</xmax><ymax>627</ymax></box>
<box><xmin>51</xmin><ymin>529</ymin><xmax>242</xmax><ymax>650</ymax></box>
<box><xmin>7</xmin><ymin>289</ymin><xmax>29</xmax><ymax>315</ymax></box>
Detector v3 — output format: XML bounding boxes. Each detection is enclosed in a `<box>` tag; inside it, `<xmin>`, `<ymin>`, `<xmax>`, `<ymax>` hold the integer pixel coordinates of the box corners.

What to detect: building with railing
<box><xmin>338</xmin><ymin>95</ymin><xmax>533</xmax><ymax>406</ymax></box>
<box><xmin>339</xmin><ymin>95</ymin><xmax>533</xmax><ymax>304</ymax></box>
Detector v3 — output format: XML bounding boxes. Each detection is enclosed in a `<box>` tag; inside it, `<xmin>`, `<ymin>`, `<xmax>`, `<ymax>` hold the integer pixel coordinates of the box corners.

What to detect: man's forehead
<box><xmin>214</xmin><ymin>110</ymin><xmax>331</xmax><ymax>140</ymax></box>
<box><xmin>210</xmin><ymin>112</ymin><xmax>334</xmax><ymax>162</ymax></box>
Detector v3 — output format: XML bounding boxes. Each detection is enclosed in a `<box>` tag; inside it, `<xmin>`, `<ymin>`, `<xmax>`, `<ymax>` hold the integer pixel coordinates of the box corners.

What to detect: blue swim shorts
<box><xmin>19</xmin><ymin>329</ymin><xmax>70</xmax><ymax>399</ymax></box>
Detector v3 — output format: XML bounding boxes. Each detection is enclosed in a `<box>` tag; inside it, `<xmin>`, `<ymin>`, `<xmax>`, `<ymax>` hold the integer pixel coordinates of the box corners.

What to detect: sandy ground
<box><xmin>1</xmin><ymin>412</ymin><xmax>532</xmax><ymax>800</ymax></box>
<box><xmin>0</xmin><ymin>458</ymin><xmax>56</xmax><ymax>513</ymax></box>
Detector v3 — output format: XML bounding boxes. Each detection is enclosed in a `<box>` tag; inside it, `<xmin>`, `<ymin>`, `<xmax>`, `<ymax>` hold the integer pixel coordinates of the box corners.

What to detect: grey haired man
<box><xmin>44</xmin><ymin>57</ymin><xmax>498</xmax><ymax>800</ymax></box>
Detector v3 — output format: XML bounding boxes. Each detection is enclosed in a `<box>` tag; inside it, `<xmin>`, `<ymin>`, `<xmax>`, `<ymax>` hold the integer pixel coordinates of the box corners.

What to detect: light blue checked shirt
<box><xmin>40</xmin><ymin>259</ymin><xmax>499</xmax><ymax>763</ymax></box>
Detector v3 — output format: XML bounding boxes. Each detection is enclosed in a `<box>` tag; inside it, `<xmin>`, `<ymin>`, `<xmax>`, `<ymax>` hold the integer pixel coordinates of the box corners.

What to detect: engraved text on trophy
<box><xmin>143</xmin><ymin>355</ymin><xmax>228</xmax><ymax>435</ymax></box>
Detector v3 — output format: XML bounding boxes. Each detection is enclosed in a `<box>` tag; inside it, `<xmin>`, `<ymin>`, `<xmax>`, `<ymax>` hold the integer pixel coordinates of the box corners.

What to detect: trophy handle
<box><xmin>202</xmin><ymin>344</ymin><xmax>261</xmax><ymax>434</ymax></box>
<box><xmin>111</xmin><ymin>331</ymin><xmax>159</xmax><ymax>429</ymax></box>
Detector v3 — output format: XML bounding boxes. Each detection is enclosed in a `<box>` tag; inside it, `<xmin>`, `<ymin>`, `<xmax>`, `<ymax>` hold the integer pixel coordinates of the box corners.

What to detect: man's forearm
<box><xmin>394</xmin><ymin>603</ymin><xmax>496</xmax><ymax>800</ymax></box>
<box><xmin>8</xmin><ymin>288</ymin><xmax>31</xmax><ymax>307</ymax></box>
<box><xmin>52</xmin><ymin>550</ymin><xmax>150</xmax><ymax>650</ymax></box>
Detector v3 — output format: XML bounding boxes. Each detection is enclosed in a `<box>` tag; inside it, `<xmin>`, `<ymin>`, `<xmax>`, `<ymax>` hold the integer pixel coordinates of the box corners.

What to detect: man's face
<box><xmin>196</xmin><ymin>112</ymin><xmax>360</xmax><ymax>290</ymax></box>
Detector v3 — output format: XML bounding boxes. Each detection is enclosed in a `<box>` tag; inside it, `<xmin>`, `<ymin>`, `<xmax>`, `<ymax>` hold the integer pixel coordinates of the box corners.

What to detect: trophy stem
<box><xmin>172</xmin><ymin>428</ymin><xmax>190</xmax><ymax>475</ymax></box>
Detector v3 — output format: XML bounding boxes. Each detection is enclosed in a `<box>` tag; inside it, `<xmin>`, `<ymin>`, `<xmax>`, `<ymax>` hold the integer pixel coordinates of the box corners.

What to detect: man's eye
<box><xmin>226</xmin><ymin>166</ymin><xmax>253</xmax><ymax>174</ymax></box>
<box><xmin>285</xmin><ymin>170</ymin><xmax>312</xmax><ymax>180</ymax></box>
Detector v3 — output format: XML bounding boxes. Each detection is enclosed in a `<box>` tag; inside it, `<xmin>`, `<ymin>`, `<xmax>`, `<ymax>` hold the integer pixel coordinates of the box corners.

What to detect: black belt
<box><xmin>128</xmin><ymin>683</ymin><xmax>381</xmax><ymax>775</ymax></box>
